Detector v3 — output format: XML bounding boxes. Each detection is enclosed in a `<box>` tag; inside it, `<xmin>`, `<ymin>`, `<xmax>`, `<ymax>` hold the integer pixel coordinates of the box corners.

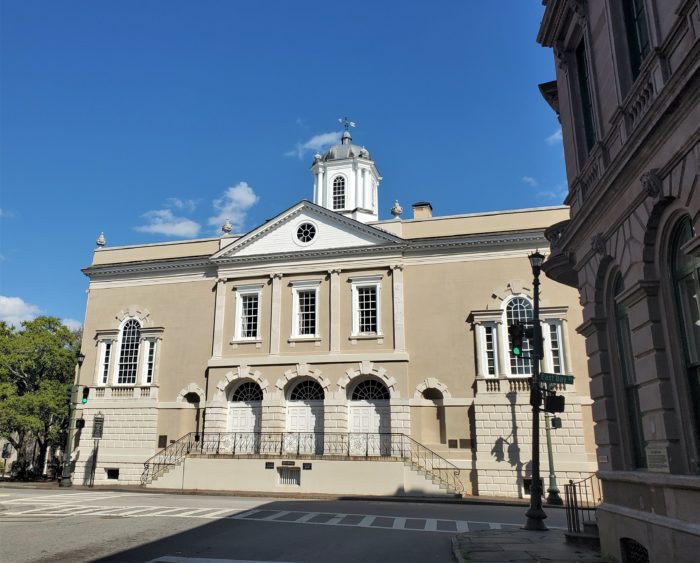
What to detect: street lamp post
<box><xmin>524</xmin><ymin>250</ymin><xmax>547</xmax><ymax>530</ymax></box>
<box><xmin>60</xmin><ymin>351</ymin><xmax>85</xmax><ymax>487</ymax></box>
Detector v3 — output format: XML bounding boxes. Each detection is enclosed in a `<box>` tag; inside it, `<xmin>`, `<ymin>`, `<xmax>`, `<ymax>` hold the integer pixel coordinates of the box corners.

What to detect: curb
<box><xmin>451</xmin><ymin>536</ymin><xmax>467</xmax><ymax>563</ymax></box>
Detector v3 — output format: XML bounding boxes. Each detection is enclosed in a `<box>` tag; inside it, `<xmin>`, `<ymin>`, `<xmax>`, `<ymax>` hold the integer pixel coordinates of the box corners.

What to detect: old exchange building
<box><xmin>71</xmin><ymin>128</ymin><xmax>597</xmax><ymax>500</ymax></box>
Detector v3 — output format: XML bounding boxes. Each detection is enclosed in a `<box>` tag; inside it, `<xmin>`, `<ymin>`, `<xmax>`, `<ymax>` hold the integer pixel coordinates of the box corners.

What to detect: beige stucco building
<box><xmin>72</xmin><ymin>129</ymin><xmax>596</xmax><ymax>499</ymax></box>
<box><xmin>537</xmin><ymin>0</ymin><xmax>700</xmax><ymax>560</ymax></box>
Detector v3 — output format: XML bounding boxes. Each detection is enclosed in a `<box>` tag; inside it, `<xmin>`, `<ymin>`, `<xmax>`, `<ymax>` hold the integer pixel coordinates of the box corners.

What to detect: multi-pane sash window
<box><xmin>101</xmin><ymin>342</ymin><xmax>111</xmax><ymax>385</ymax></box>
<box><xmin>241</xmin><ymin>294</ymin><xmax>259</xmax><ymax>338</ymax></box>
<box><xmin>297</xmin><ymin>290</ymin><xmax>317</xmax><ymax>336</ymax></box>
<box><xmin>333</xmin><ymin>176</ymin><xmax>345</xmax><ymax>209</ymax></box>
<box><xmin>549</xmin><ymin>323</ymin><xmax>562</xmax><ymax>374</ymax></box>
<box><xmin>358</xmin><ymin>286</ymin><xmax>378</xmax><ymax>334</ymax></box>
<box><xmin>485</xmin><ymin>325</ymin><xmax>497</xmax><ymax>376</ymax></box>
<box><xmin>575</xmin><ymin>39</ymin><xmax>597</xmax><ymax>153</ymax></box>
<box><xmin>623</xmin><ymin>0</ymin><xmax>650</xmax><ymax>80</ymax></box>
<box><xmin>351</xmin><ymin>276</ymin><xmax>382</xmax><ymax>336</ymax></box>
<box><xmin>145</xmin><ymin>341</ymin><xmax>156</xmax><ymax>384</ymax></box>
<box><xmin>234</xmin><ymin>285</ymin><xmax>263</xmax><ymax>341</ymax></box>
<box><xmin>117</xmin><ymin>320</ymin><xmax>141</xmax><ymax>385</ymax></box>
<box><xmin>507</xmin><ymin>297</ymin><xmax>533</xmax><ymax>376</ymax></box>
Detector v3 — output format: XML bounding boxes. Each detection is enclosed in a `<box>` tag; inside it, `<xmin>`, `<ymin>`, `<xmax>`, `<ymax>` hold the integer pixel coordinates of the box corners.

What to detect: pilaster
<box><xmin>269</xmin><ymin>273</ymin><xmax>283</xmax><ymax>355</ymax></box>
<box><xmin>391</xmin><ymin>265</ymin><xmax>406</xmax><ymax>353</ymax></box>
<box><xmin>212</xmin><ymin>279</ymin><xmax>227</xmax><ymax>358</ymax></box>
<box><xmin>329</xmin><ymin>269</ymin><xmax>341</xmax><ymax>353</ymax></box>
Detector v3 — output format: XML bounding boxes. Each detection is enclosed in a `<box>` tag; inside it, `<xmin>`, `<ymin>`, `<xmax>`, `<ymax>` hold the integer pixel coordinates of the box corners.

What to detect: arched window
<box><xmin>612</xmin><ymin>274</ymin><xmax>646</xmax><ymax>468</ymax></box>
<box><xmin>333</xmin><ymin>176</ymin><xmax>345</xmax><ymax>209</ymax></box>
<box><xmin>351</xmin><ymin>379</ymin><xmax>390</xmax><ymax>400</ymax></box>
<box><xmin>117</xmin><ymin>319</ymin><xmax>141</xmax><ymax>385</ymax></box>
<box><xmin>289</xmin><ymin>380</ymin><xmax>324</xmax><ymax>401</ymax></box>
<box><xmin>670</xmin><ymin>217</ymin><xmax>700</xmax><ymax>444</ymax></box>
<box><xmin>506</xmin><ymin>297</ymin><xmax>533</xmax><ymax>376</ymax></box>
<box><xmin>230</xmin><ymin>381</ymin><xmax>263</xmax><ymax>402</ymax></box>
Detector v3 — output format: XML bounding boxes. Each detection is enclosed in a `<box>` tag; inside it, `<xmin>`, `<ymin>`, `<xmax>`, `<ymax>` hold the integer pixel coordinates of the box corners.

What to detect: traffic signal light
<box><xmin>509</xmin><ymin>322</ymin><xmax>524</xmax><ymax>357</ymax></box>
<box><xmin>81</xmin><ymin>387</ymin><xmax>90</xmax><ymax>404</ymax></box>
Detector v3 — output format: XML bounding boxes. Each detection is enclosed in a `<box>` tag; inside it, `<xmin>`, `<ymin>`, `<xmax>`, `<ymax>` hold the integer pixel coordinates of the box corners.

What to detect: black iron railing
<box><xmin>564</xmin><ymin>473</ymin><xmax>602</xmax><ymax>534</ymax></box>
<box><xmin>141</xmin><ymin>432</ymin><xmax>463</xmax><ymax>493</ymax></box>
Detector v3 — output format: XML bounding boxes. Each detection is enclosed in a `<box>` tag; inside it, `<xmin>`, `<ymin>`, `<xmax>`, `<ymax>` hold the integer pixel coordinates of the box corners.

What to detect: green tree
<box><xmin>0</xmin><ymin>317</ymin><xmax>79</xmax><ymax>477</ymax></box>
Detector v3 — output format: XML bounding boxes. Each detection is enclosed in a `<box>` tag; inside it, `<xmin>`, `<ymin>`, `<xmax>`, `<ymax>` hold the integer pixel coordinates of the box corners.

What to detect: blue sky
<box><xmin>0</xmin><ymin>0</ymin><xmax>564</xmax><ymax>328</ymax></box>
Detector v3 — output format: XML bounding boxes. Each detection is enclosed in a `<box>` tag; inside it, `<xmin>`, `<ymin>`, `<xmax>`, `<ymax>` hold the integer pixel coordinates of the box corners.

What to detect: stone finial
<box><xmin>390</xmin><ymin>200</ymin><xmax>403</xmax><ymax>220</ymax></box>
<box><xmin>221</xmin><ymin>218</ymin><xmax>233</xmax><ymax>235</ymax></box>
<box><xmin>96</xmin><ymin>232</ymin><xmax>106</xmax><ymax>247</ymax></box>
<box><xmin>640</xmin><ymin>169</ymin><xmax>662</xmax><ymax>198</ymax></box>
<box><xmin>313</xmin><ymin>152</ymin><xmax>322</xmax><ymax>163</ymax></box>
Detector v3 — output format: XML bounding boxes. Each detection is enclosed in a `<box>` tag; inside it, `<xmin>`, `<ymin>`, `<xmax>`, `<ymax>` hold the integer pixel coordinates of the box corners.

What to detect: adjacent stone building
<box><xmin>71</xmin><ymin>128</ymin><xmax>596</xmax><ymax>499</ymax></box>
<box><xmin>537</xmin><ymin>1</ymin><xmax>700</xmax><ymax>560</ymax></box>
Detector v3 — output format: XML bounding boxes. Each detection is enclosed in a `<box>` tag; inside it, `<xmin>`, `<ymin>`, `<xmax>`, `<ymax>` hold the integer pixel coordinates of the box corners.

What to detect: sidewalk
<box><xmin>452</xmin><ymin>529</ymin><xmax>602</xmax><ymax>563</ymax></box>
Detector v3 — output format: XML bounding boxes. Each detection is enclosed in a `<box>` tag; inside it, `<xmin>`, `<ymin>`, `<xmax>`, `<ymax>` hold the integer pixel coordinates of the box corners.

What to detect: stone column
<box><xmin>392</xmin><ymin>265</ymin><xmax>406</xmax><ymax>353</ymax></box>
<box><xmin>475</xmin><ymin>323</ymin><xmax>485</xmax><ymax>377</ymax></box>
<box><xmin>269</xmin><ymin>273</ymin><xmax>283</xmax><ymax>355</ymax></box>
<box><xmin>561</xmin><ymin>319</ymin><xmax>573</xmax><ymax>374</ymax></box>
<box><xmin>497</xmin><ymin>321</ymin><xmax>509</xmax><ymax>377</ymax></box>
<box><xmin>329</xmin><ymin>269</ymin><xmax>341</xmax><ymax>353</ymax></box>
<box><xmin>212</xmin><ymin>279</ymin><xmax>227</xmax><ymax>358</ymax></box>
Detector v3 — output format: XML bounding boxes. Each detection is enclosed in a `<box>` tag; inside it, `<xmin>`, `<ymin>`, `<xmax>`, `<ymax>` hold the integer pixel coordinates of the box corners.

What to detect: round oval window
<box><xmin>296</xmin><ymin>222</ymin><xmax>316</xmax><ymax>243</ymax></box>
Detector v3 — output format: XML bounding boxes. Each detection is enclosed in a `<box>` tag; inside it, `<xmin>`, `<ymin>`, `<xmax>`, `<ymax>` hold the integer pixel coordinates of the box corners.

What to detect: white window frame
<box><xmin>483</xmin><ymin>322</ymin><xmax>499</xmax><ymax>377</ymax></box>
<box><xmin>94</xmin><ymin>336</ymin><xmax>116</xmax><ymax>387</ymax></box>
<box><xmin>291</xmin><ymin>280</ymin><xmax>321</xmax><ymax>339</ymax></box>
<box><xmin>544</xmin><ymin>320</ymin><xmax>565</xmax><ymax>375</ymax></box>
<box><xmin>233</xmin><ymin>284</ymin><xmax>264</xmax><ymax>342</ymax></box>
<box><xmin>113</xmin><ymin>318</ymin><xmax>143</xmax><ymax>386</ymax></box>
<box><xmin>350</xmin><ymin>276</ymin><xmax>382</xmax><ymax>337</ymax></box>
<box><xmin>140</xmin><ymin>339</ymin><xmax>157</xmax><ymax>385</ymax></box>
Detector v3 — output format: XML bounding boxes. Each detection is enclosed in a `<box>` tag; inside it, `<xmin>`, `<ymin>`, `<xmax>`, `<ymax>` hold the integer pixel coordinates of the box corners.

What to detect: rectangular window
<box><xmin>278</xmin><ymin>466</ymin><xmax>300</xmax><ymax>486</ymax></box>
<box><xmin>576</xmin><ymin>39</ymin><xmax>597</xmax><ymax>153</ymax></box>
<box><xmin>101</xmin><ymin>342</ymin><xmax>111</xmax><ymax>385</ymax></box>
<box><xmin>234</xmin><ymin>285</ymin><xmax>263</xmax><ymax>341</ymax></box>
<box><xmin>549</xmin><ymin>323</ymin><xmax>562</xmax><ymax>374</ymax></box>
<box><xmin>623</xmin><ymin>0</ymin><xmax>650</xmax><ymax>80</ymax></box>
<box><xmin>351</xmin><ymin>276</ymin><xmax>382</xmax><ymax>336</ymax></box>
<box><xmin>297</xmin><ymin>290</ymin><xmax>316</xmax><ymax>336</ymax></box>
<box><xmin>145</xmin><ymin>341</ymin><xmax>156</xmax><ymax>384</ymax></box>
<box><xmin>485</xmin><ymin>325</ymin><xmax>497</xmax><ymax>376</ymax></box>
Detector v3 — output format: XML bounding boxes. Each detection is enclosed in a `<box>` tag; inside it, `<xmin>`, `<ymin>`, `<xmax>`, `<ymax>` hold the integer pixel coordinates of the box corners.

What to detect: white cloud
<box><xmin>135</xmin><ymin>209</ymin><xmax>201</xmax><ymax>238</ymax></box>
<box><xmin>62</xmin><ymin>318</ymin><xmax>83</xmax><ymax>331</ymax></box>
<box><xmin>165</xmin><ymin>198</ymin><xmax>198</xmax><ymax>212</ymax></box>
<box><xmin>208</xmin><ymin>182</ymin><xmax>259</xmax><ymax>232</ymax></box>
<box><xmin>537</xmin><ymin>184</ymin><xmax>568</xmax><ymax>201</ymax></box>
<box><xmin>546</xmin><ymin>128</ymin><xmax>563</xmax><ymax>145</ymax></box>
<box><xmin>285</xmin><ymin>131</ymin><xmax>342</xmax><ymax>159</ymax></box>
<box><xmin>0</xmin><ymin>208</ymin><xmax>14</xmax><ymax>219</ymax></box>
<box><xmin>0</xmin><ymin>296</ymin><xmax>42</xmax><ymax>327</ymax></box>
<box><xmin>522</xmin><ymin>176</ymin><xmax>539</xmax><ymax>187</ymax></box>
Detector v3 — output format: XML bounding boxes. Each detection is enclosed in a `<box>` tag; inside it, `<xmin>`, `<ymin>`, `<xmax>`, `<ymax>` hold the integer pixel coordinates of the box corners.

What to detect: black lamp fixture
<box><xmin>77</xmin><ymin>351</ymin><xmax>86</xmax><ymax>367</ymax></box>
<box><xmin>528</xmin><ymin>250</ymin><xmax>545</xmax><ymax>273</ymax></box>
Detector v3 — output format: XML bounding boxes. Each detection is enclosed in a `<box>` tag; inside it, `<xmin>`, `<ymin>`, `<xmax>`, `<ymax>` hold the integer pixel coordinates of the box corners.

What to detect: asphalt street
<box><xmin>0</xmin><ymin>488</ymin><xmax>567</xmax><ymax>563</ymax></box>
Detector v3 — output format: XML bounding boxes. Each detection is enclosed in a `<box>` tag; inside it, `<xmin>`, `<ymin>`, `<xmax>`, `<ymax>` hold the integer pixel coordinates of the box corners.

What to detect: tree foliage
<box><xmin>0</xmin><ymin>317</ymin><xmax>80</xmax><ymax>477</ymax></box>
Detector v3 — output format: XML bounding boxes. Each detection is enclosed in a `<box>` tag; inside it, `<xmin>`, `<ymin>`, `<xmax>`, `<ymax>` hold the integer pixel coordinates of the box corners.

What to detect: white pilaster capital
<box><xmin>390</xmin><ymin>264</ymin><xmax>404</xmax><ymax>272</ymax></box>
<box><xmin>327</xmin><ymin>268</ymin><xmax>342</xmax><ymax>276</ymax></box>
<box><xmin>270</xmin><ymin>272</ymin><xmax>284</xmax><ymax>280</ymax></box>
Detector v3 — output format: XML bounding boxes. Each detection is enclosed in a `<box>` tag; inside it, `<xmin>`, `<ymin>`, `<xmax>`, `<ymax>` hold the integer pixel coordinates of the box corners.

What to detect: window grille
<box><xmin>296</xmin><ymin>222</ymin><xmax>316</xmax><ymax>243</ymax></box>
<box><xmin>278</xmin><ymin>466</ymin><xmax>300</xmax><ymax>485</ymax></box>
<box><xmin>357</xmin><ymin>286</ymin><xmax>378</xmax><ymax>334</ymax></box>
<box><xmin>576</xmin><ymin>39</ymin><xmax>597</xmax><ymax>153</ymax></box>
<box><xmin>145</xmin><ymin>341</ymin><xmax>156</xmax><ymax>383</ymax></box>
<box><xmin>333</xmin><ymin>176</ymin><xmax>345</xmax><ymax>209</ymax></box>
<box><xmin>351</xmin><ymin>379</ymin><xmax>390</xmax><ymax>401</ymax></box>
<box><xmin>231</xmin><ymin>381</ymin><xmax>263</xmax><ymax>402</ymax></box>
<box><xmin>485</xmin><ymin>325</ymin><xmax>497</xmax><ymax>376</ymax></box>
<box><xmin>290</xmin><ymin>380</ymin><xmax>324</xmax><ymax>401</ymax></box>
<box><xmin>622</xmin><ymin>0</ymin><xmax>650</xmax><ymax>80</ymax></box>
<box><xmin>101</xmin><ymin>342</ymin><xmax>111</xmax><ymax>384</ymax></box>
<box><xmin>117</xmin><ymin>320</ymin><xmax>141</xmax><ymax>385</ymax></box>
<box><xmin>297</xmin><ymin>290</ymin><xmax>316</xmax><ymax>335</ymax></box>
<box><xmin>549</xmin><ymin>324</ymin><xmax>562</xmax><ymax>374</ymax></box>
<box><xmin>240</xmin><ymin>294</ymin><xmax>259</xmax><ymax>338</ymax></box>
<box><xmin>507</xmin><ymin>297</ymin><xmax>533</xmax><ymax>376</ymax></box>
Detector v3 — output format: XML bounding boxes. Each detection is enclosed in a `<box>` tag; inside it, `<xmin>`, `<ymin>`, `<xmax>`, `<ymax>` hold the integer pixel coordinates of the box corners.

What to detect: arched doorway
<box><xmin>421</xmin><ymin>388</ymin><xmax>446</xmax><ymax>445</ymax></box>
<box><xmin>348</xmin><ymin>378</ymin><xmax>391</xmax><ymax>455</ymax></box>
<box><xmin>285</xmin><ymin>379</ymin><xmax>324</xmax><ymax>454</ymax></box>
<box><xmin>228</xmin><ymin>381</ymin><xmax>262</xmax><ymax>453</ymax></box>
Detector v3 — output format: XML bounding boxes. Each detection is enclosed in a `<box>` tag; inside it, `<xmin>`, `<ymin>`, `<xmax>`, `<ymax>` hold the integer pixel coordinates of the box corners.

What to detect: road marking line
<box><xmin>489</xmin><ymin>522</ymin><xmax>502</xmax><ymax>529</ymax></box>
<box><xmin>194</xmin><ymin>508</ymin><xmax>237</xmax><ymax>519</ymax></box>
<box><xmin>392</xmin><ymin>517</ymin><xmax>407</xmax><ymax>529</ymax></box>
<box><xmin>356</xmin><ymin>515</ymin><xmax>375</xmax><ymax>527</ymax></box>
<box><xmin>121</xmin><ymin>506</ymin><xmax>164</xmax><ymax>516</ymax></box>
<box><xmin>423</xmin><ymin>519</ymin><xmax>438</xmax><ymax>532</ymax></box>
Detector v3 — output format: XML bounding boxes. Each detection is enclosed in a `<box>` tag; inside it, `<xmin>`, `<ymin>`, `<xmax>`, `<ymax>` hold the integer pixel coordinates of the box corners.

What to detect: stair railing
<box><xmin>564</xmin><ymin>473</ymin><xmax>602</xmax><ymax>534</ymax></box>
<box><xmin>141</xmin><ymin>431</ymin><xmax>463</xmax><ymax>493</ymax></box>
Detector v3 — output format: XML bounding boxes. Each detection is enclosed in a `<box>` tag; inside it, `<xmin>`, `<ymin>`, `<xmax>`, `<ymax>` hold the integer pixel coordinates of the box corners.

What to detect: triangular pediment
<box><xmin>211</xmin><ymin>200</ymin><xmax>403</xmax><ymax>261</ymax></box>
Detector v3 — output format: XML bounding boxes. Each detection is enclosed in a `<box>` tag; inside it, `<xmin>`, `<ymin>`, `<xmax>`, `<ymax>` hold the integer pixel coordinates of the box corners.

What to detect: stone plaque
<box><xmin>645</xmin><ymin>446</ymin><xmax>670</xmax><ymax>473</ymax></box>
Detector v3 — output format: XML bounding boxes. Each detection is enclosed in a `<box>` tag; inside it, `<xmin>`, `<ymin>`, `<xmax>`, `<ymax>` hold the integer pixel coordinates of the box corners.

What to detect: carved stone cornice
<box><xmin>576</xmin><ymin>317</ymin><xmax>607</xmax><ymax>337</ymax></box>
<box><xmin>615</xmin><ymin>280</ymin><xmax>660</xmax><ymax>308</ymax></box>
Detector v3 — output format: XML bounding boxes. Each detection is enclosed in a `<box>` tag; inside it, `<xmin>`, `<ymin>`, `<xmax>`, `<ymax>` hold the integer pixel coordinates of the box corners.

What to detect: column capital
<box><xmin>327</xmin><ymin>268</ymin><xmax>342</xmax><ymax>275</ymax></box>
<box><xmin>270</xmin><ymin>272</ymin><xmax>284</xmax><ymax>280</ymax></box>
<box><xmin>390</xmin><ymin>264</ymin><xmax>404</xmax><ymax>272</ymax></box>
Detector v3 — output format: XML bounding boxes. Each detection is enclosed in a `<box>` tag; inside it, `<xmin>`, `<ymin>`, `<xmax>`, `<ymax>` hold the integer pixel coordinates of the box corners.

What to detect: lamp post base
<box><xmin>524</xmin><ymin>506</ymin><xmax>548</xmax><ymax>531</ymax></box>
<box><xmin>546</xmin><ymin>488</ymin><xmax>564</xmax><ymax>506</ymax></box>
<box><xmin>58</xmin><ymin>476</ymin><xmax>72</xmax><ymax>487</ymax></box>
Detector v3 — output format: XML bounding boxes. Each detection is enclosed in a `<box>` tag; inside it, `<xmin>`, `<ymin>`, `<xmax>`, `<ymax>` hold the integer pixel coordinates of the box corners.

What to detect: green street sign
<box><xmin>539</xmin><ymin>372</ymin><xmax>574</xmax><ymax>385</ymax></box>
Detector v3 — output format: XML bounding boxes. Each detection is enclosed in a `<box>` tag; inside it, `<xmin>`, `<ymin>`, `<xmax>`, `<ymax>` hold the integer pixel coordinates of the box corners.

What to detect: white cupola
<box><xmin>310</xmin><ymin>123</ymin><xmax>382</xmax><ymax>223</ymax></box>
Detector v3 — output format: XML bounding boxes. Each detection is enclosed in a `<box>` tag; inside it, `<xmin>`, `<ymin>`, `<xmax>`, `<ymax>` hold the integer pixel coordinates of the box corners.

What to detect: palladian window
<box><xmin>117</xmin><ymin>319</ymin><xmax>141</xmax><ymax>385</ymax></box>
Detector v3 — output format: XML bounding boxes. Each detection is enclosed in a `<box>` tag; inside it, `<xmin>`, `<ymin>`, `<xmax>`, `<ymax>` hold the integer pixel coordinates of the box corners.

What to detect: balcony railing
<box><xmin>564</xmin><ymin>473</ymin><xmax>602</xmax><ymax>535</ymax></box>
<box><xmin>141</xmin><ymin>431</ymin><xmax>463</xmax><ymax>494</ymax></box>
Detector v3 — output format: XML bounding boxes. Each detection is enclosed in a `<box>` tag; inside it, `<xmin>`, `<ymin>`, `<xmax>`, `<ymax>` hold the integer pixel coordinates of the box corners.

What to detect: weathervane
<box><xmin>338</xmin><ymin>116</ymin><xmax>356</xmax><ymax>131</ymax></box>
